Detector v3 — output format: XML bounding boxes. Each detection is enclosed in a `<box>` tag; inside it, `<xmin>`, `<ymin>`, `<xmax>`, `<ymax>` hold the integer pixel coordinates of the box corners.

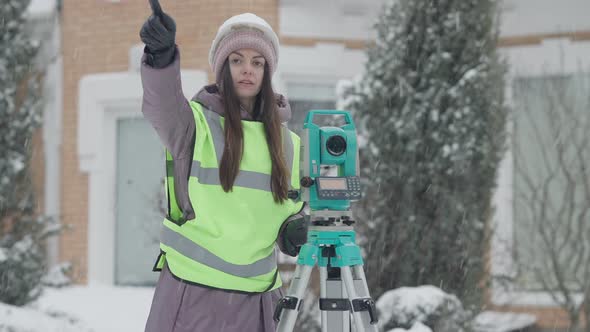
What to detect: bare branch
<box><xmin>518</xmin><ymin>93</ymin><xmax>556</xmax><ymax>178</ymax></box>
<box><xmin>512</xmin><ymin>74</ymin><xmax>590</xmax><ymax>326</ymax></box>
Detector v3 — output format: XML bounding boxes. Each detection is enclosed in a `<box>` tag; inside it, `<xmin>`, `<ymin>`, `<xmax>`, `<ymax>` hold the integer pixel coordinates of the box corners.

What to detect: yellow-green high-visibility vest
<box><xmin>153</xmin><ymin>101</ymin><xmax>303</xmax><ymax>293</ymax></box>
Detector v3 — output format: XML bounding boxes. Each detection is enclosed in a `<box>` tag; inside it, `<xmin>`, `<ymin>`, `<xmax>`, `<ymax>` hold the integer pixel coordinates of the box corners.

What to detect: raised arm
<box><xmin>139</xmin><ymin>0</ymin><xmax>194</xmax><ymax>160</ymax></box>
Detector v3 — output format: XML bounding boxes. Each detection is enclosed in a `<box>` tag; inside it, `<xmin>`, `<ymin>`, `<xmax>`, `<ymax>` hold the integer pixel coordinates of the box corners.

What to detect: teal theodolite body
<box><xmin>301</xmin><ymin>110</ymin><xmax>360</xmax><ymax>211</ymax></box>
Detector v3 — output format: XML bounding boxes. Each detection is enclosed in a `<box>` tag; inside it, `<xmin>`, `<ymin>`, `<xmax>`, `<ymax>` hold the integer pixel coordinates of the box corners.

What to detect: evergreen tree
<box><xmin>339</xmin><ymin>0</ymin><xmax>508</xmax><ymax>305</ymax></box>
<box><xmin>0</xmin><ymin>0</ymin><xmax>56</xmax><ymax>306</ymax></box>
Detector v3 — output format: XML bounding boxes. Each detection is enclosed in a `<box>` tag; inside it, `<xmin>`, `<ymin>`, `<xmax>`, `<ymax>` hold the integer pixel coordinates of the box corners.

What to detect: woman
<box><xmin>139</xmin><ymin>1</ymin><xmax>308</xmax><ymax>331</ymax></box>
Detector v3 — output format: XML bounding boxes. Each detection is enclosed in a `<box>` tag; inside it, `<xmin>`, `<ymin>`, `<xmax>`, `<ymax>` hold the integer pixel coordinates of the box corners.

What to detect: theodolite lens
<box><xmin>326</xmin><ymin>135</ymin><xmax>347</xmax><ymax>156</ymax></box>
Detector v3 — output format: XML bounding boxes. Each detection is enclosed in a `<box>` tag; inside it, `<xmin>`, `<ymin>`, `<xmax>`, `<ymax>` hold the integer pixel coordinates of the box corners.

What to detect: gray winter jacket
<box><xmin>140</xmin><ymin>48</ymin><xmax>292</xmax><ymax>221</ymax></box>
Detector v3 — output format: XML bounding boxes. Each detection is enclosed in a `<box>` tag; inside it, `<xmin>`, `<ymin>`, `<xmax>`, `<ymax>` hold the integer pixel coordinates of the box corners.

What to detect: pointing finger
<box><xmin>149</xmin><ymin>0</ymin><xmax>164</xmax><ymax>18</ymax></box>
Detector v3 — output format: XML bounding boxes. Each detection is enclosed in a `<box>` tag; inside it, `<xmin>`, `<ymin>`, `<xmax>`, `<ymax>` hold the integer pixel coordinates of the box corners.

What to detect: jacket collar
<box><xmin>191</xmin><ymin>84</ymin><xmax>292</xmax><ymax>122</ymax></box>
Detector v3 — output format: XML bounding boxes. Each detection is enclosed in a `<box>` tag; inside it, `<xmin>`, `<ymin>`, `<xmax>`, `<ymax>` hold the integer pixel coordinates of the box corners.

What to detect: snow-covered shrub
<box><xmin>389</xmin><ymin>321</ymin><xmax>433</xmax><ymax>332</ymax></box>
<box><xmin>376</xmin><ymin>285</ymin><xmax>473</xmax><ymax>332</ymax></box>
<box><xmin>0</xmin><ymin>0</ymin><xmax>61</xmax><ymax>306</ymax></box>
<box><xmin>41</xmin><ymin>263</ymin><xmax>73</xmax><ymax>288</ymax></box>
<box><xmin>339</xmin><ymin>0</ymin><xmax>508</xmax><ymax>307</ymax></box>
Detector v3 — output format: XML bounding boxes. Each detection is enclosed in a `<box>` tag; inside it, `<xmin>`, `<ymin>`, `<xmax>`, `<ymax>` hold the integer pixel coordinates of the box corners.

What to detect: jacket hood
<box><xmin>191</xmin><ymin>84</ymin><xmax>292</xmax><ymax>122</ymax></box>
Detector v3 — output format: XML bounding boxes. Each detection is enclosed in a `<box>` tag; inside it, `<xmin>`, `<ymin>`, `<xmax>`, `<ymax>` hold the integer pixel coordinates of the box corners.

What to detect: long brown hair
<box><xmin>218</xmin><ymin>59</ymin><xmax>290</xmax><ymax>203</ymax></box>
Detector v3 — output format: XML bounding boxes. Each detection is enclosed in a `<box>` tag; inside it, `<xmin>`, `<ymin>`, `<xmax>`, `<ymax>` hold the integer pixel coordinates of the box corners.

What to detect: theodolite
<box><xmin>274</xmin><ymin>110</ymin><xmax>379</xmax><ymax>332</ymax></box>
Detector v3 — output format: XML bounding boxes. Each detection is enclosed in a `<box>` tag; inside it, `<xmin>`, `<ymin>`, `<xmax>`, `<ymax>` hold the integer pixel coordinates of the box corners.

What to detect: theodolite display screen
<box><xmin>318</xmin><ymin>178</ymin><xmax>347</xmax><ymax>190</ymax></box>
<box><xmin>314</xmin><ymin>177</ymin><xmax>361</xmax><ymax>201</ymax></box>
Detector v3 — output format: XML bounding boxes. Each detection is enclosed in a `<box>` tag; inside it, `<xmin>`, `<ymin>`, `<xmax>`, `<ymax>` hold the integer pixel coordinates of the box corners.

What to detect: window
<box><xmin>512</xmin><ymin>75</ymin><xmax>590</xmax><ymax>291</ymax></box>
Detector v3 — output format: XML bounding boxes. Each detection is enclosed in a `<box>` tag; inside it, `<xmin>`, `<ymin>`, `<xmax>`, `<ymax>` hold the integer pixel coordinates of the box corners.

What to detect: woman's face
<box><xmin>228</xmin><ymin>48</ymin><xmax>265</xmax><ymax>101</ymax></box>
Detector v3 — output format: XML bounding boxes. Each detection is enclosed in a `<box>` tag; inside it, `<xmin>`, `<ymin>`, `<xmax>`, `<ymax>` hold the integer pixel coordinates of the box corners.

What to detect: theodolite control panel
<box><xmin>315</xmin><ymin>176</ymin><xmax>362</xmax><ymax>200</ymax></box>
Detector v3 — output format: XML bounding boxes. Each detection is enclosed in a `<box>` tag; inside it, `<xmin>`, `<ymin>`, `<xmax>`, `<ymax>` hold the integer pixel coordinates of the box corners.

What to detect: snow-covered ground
<box><xmin>1</xmin><ymin>284</ymin><xmax>155</xmax><ymax>332</ymax></box>
<box><xmin>0</xmin><ymin>283</ymin><xmax>537</xmax><ymax>332</ymax></box>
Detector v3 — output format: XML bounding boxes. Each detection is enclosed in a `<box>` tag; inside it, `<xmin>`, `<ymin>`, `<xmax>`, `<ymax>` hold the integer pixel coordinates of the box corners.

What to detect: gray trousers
<box><xmin>144</xmin><ymin>263</ymin><xmax>283</xmax><ymax>332</ymax></box>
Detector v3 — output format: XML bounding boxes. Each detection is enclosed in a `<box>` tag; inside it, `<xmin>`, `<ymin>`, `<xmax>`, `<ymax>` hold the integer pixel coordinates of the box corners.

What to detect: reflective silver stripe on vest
<box><xmin>161</xmin><ymin>225</ymin><xmax>277</xmax><ymax>277</ymax></box>
<box><xmin>177</xmin><ymin>107</ymin><xmax>295</xmax><ymax>191</ymax></box>
<box><xmin>190</xmin><ymin>160</ymin><xmax>271</xmax><ymax>190</ymax></box>
<box><xmin>167</xmin><ymin>160</ymin><xmax>271</xmax><ymax>191</ymax></box>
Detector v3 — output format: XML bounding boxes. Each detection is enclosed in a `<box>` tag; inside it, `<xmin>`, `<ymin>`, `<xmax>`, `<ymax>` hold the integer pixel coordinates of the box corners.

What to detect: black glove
<box><xmin>277</xmin><ymin>204</ymin><xmax>308</xmax><ymax>257</ymax></box>
<box><xmin>139</xmin><ymin>0</ymin><xmax>177</xmax><ymax>68</ymax></box>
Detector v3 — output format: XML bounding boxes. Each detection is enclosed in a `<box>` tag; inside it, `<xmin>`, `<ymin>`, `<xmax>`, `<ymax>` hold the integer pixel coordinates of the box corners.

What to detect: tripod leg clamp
<box><xmin>352</xmin><ymin>298</ymin><xmax>379</xmax><ymax>325</ymax></box>
<box><xmin>319</xmin><ymin>298</ymin><xmax>351</xmax><ymax>311</ymax></box>
<box><xmin>273</xmin><ymin>296</ymin><xmax>302</xmax><ymax>322</ymax></box>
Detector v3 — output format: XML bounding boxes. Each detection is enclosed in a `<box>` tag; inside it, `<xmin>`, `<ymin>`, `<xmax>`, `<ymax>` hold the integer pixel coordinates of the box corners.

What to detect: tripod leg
<box><xmin>352</xmin><ymin>266</ymin><xmax>372</xmax><ymax>301</ymax></box>
<box><xmin>319</xmin><ymin>266</ymin><xmax>350</xmax><ymax>332</ymax></box>
<box><xmin>275</xmin><ymin>264</ymin><xmax>314</xmax><ymax>332</ymax></box>
<box><xmin>319</xmin><ymin>266</ymin><xmax>328</xmax><ymax>332</ymax></box>
<box><xmin>340</xmin><ymin>266</ymin><xmax>378</xmax><ymax>332</ymax></box>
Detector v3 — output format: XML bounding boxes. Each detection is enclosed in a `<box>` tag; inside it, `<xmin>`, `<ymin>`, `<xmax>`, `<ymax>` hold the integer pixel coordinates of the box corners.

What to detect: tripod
<box><xmin>274</xmin><ymin>210</ymin><xmax>379</xmax><ymax>332</ymax></box>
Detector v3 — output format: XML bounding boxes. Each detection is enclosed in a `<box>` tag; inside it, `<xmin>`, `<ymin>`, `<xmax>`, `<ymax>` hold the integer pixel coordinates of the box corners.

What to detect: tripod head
<box><xmin>299</xmin><ymin>110</ymin><xmax>362</xmax><ymax>226</ymax></box>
